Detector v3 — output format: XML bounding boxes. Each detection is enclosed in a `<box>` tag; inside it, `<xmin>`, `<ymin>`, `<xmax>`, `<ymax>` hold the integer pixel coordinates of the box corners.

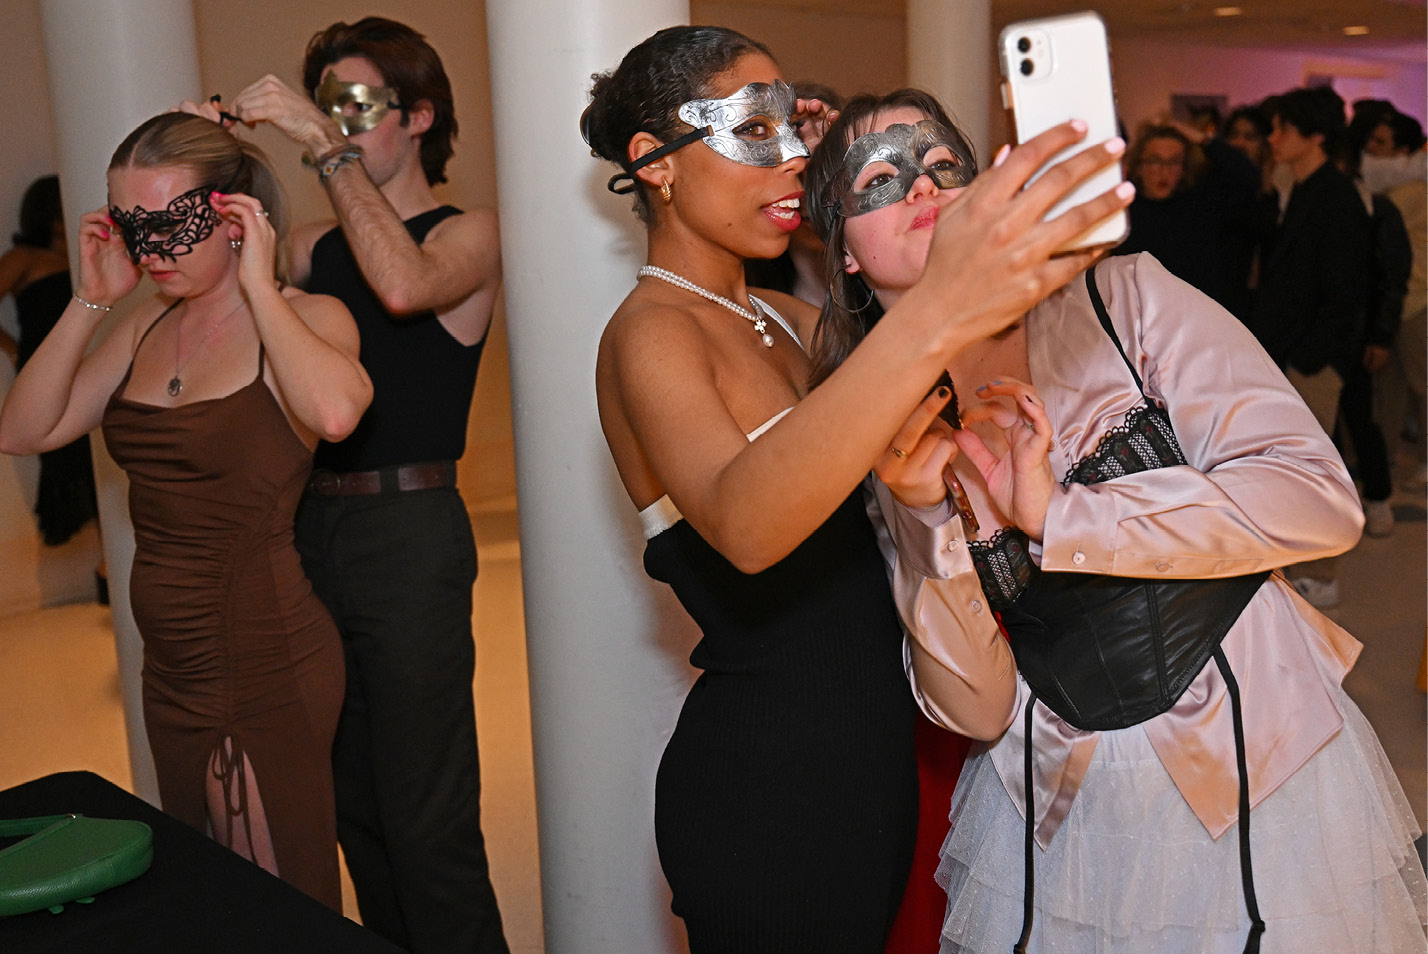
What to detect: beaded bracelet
<box><xmin>314</xmin><ymin>145</ymin><xmax>366</xmax><ymax>182</ymax></box>
<box><xmin>73</xmin><ymin>295</ymin><xmax>112</xmax><ymax>312</ymax></box>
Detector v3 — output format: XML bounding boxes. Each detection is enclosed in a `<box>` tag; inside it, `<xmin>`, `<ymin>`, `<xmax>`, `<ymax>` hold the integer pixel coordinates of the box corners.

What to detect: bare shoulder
<box><xmin>599</xmin><ymin>293</ymin><xmax>708</xmax><ymax>373</ymax></box>
<box><xmin>426</xmin><ymin>206</ymin><xmax>500</xmax><ymax>262</ymax></box>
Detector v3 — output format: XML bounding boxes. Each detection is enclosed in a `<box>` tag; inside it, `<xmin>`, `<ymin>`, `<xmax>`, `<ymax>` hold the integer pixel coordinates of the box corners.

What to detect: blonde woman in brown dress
<box><xmin>0</xmin><ymin>113</ymin><xmax>372</xmax><ymax>909</ymax></box>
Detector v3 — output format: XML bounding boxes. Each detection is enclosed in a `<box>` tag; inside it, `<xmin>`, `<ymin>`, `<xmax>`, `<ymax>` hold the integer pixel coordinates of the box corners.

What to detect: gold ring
<box><xmin>890</xmin><ymin>447</ymin><xmax>908</xmax><ymax>460</ymax></box>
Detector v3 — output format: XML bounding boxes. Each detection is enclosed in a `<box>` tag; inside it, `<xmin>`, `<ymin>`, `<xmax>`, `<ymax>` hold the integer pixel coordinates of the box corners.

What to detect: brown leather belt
<box><xmin>307</xmin><ymin>461</ymin><xmax>456</xmax><ymax>496</ymax></box>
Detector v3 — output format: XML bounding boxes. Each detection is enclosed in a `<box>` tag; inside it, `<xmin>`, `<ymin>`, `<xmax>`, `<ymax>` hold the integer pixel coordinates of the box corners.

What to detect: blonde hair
<box><xmin>109</xmin><ymin>113</ymin><xmax>291</xmax><ymax>282</ymax></box>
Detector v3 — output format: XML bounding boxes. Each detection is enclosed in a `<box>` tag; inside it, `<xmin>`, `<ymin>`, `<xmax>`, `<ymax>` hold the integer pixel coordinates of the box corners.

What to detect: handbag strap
<box><xmin>1014</xmin><ymin>691</ymin><xmax>1037</xmax><ymax>954</ymax></box>
<box><xmin>1084</xmin><ymin>266</ymin><xmax>1147</xmax><ymax>397</ymax></box>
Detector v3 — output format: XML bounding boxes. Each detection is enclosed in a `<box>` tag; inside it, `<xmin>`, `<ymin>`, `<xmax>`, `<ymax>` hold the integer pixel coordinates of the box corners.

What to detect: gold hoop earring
<box><xmin>659</xmin><ymin>180</ymin><xmax>673</xmax><ymax>204</ymax></box>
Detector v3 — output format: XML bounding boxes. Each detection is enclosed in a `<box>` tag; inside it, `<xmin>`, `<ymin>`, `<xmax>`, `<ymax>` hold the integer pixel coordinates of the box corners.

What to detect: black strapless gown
<box><xmin>647</xmin><ymin>491</ymin><xmax>918</xmax><ymax>953</ymax></box>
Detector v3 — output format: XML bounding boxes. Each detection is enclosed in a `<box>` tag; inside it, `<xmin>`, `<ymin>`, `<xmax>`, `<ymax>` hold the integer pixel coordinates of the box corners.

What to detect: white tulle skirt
<box><xmin>935</xmin><ymin>689</ymin><xmax>1426</xmax><ymax>953</ymax></box>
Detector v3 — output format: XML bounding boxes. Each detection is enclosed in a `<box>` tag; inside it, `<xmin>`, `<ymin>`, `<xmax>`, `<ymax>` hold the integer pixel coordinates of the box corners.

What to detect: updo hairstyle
<box><xmin>581</xmin><ymin>25</ymin><xmax>772</xmax><ymax>223</ymax></box>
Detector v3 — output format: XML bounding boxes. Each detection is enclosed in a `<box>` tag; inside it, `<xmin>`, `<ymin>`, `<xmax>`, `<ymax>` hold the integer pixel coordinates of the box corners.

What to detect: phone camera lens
<box><xmin>1016</xmin><ymin>36</ymin><xmax>1031</xmax><ymax>53</ymax></box>
<box><xmin>1019</xmin><ymin>58</ymin><xmax>1034</xmax><ymax>76</ymax></box>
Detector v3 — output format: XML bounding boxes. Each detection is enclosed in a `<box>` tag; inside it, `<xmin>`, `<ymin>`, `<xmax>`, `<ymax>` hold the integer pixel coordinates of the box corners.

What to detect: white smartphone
<box><xmin>998</xmin><ymin>11</ymin><xmax>1128</xmax><ymax>253</ymax></box>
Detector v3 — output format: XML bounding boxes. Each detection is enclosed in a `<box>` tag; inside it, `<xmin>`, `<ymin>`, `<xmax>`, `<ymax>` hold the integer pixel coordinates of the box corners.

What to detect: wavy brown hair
<box><xmin>804</xmin><ymin>88</ymin><xmax>977</xmax><ymax>389</ymax></box>
<box><xmin>303</xmin><ymin>17</ymin><xmax>457</xmax><ymax>186</ymax></box>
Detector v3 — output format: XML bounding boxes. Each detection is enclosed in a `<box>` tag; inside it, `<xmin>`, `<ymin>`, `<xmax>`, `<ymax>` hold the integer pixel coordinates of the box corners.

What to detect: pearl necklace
<box><xmin>638</xmin><ymin>265</ymin><xmax>775</xmax><ymax>347</ymax></box>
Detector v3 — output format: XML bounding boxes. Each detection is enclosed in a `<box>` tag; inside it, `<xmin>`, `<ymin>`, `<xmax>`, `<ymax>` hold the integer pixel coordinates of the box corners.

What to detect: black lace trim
<box><xmin>1062</xmin><ymin>401</ymin><xmax>1186</xmax><ymax>486</ymax></box>
<box><xmin>968</xmin><ymin>526</ymin><xmax>1034</xmax><ymax>611</ymax></box>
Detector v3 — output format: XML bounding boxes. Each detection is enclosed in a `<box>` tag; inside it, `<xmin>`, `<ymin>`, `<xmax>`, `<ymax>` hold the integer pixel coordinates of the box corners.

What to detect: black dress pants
<box><xmin>296</xmin><ymin>487</ymin><xmax>508</xmax><ymax>954</ymax></box>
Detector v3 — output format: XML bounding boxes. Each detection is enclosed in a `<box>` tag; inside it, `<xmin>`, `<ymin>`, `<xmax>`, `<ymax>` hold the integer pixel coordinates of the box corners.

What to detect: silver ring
<box><xmin>890</xmin><ymin>447</ymin><xmax>908</xmax><ymax>460</ymax></box>
<box><xmin>258</xmin><ymin>210</ymin><xmax>269</xmax><ymax>217</ymax></box>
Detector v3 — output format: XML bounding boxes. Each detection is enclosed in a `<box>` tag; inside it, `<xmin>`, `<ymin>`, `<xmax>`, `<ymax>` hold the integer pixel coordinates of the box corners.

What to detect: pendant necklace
<box><xmin>638</xmin><ymin>265</ymin><xmax>775</xmax><ymax>347</ymax></box>
<box><xmin>169</xmin><ymin>299</ymin><xmax>246</xmax><ymax>397</ymax></box>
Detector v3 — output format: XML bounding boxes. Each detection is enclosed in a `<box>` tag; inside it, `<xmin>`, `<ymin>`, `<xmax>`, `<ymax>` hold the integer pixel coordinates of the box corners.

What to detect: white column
<box><xmin>907</xmin><ymin>0</ymin><xmax>994</xmax><ymax>164</ymax></box>
<box><xmin>485</xmin><ymin>2</ymin><xmax>700</xmax><ymax>952</ymax></box>
<box><xmin>40</xmin><ymin>0</ymin><xmax>204</xmax><ymax>806</ymax></box>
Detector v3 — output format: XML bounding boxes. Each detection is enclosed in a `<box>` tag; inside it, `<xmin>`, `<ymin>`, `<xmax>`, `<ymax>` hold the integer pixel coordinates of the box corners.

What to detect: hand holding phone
<box><xmin>999</xmin><ymin>11</ymin><xmax>1128</xmax><ymax>253</ymax></box>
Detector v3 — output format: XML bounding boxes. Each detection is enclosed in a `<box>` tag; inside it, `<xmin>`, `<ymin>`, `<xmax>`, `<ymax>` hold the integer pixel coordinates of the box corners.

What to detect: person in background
<box><xmin>1333</xmin><ymin>114</ymin><xmax>1412</xmax><ymax>537</ymax></box>
<box><xmin>1361</xmin><ymin>107</ymin><xmax>1428</xmax><ymax>488</ymax></box>
<box><xmin>0</xmin><ymin>175</ymin><xmax>99</xmax><ymax>547</ymax></box>
<box><xmin>1113</xmin><ymin>120</ymin><xmax>1259</xmax><ymax>318</ymax></box>
<box><xmin>1248</xmin><ymin>86</ymin><xmax>1372</xmax><ymax>609</ymax></box>
<box><xmin>198</xmin><ymin>16</ymin><xmax>508</xmax><ymax>953</ymax></box>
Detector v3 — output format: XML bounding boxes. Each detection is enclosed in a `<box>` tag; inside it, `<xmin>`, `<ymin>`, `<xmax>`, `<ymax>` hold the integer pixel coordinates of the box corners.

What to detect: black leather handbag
<box><xmin>998</xmin><ymin>268</ymin><xmax>1267</xmax><ymax>954</ymax></box>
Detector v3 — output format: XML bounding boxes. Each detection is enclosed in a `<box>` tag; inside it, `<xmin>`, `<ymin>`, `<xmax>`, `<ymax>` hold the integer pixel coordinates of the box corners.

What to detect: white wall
<box><xmin>0</xmin><ymin>0</ymin><xmax>101</xmax><ymax>614</ymax></box>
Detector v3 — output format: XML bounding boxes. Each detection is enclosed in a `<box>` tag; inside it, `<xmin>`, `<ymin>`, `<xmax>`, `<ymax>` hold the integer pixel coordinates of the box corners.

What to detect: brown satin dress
<box><xmin>102</xmin><ymin>302</ymin><xmax>344</xmax><ymax>910</ymax></box>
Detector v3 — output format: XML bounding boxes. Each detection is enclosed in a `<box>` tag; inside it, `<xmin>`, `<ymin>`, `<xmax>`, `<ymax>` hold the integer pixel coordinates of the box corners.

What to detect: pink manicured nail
<box><xmin>992</xmin><ymin>144</ymin><xmax>1011</xmax><ymax>168</ymax></box>
<box><xmin>1115</xmin><ymin>181</ymin><xmax>1136</xmax><ymax>199</ymax></box>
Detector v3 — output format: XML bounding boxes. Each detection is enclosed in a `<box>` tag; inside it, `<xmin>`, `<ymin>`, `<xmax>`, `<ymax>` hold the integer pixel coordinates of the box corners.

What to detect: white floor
<box><xmin>1</xmin><ymin>479</ymin><xmax>1424</xmax><ymax>953</ymax></box>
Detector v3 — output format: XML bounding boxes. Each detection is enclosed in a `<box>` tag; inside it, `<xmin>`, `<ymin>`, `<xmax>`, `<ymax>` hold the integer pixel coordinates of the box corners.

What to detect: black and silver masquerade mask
<box><xmin>826</xmin><ymin>120</ymin><xmax>976</xmax><ymax>218</ymax></box>
<box><xmin>315</xmin><ymin>72</ymin><xmax>401</xmax><ymax>136</ymax></box>
<box><xmin>600</xmin><ymin>80</ymin><xmax>809</xmax><ymax>194</ymax></box>
<box><xmin>108</xmin><ymin>183</ymin><xmax>220</xmax><ymax>265</ymax></box>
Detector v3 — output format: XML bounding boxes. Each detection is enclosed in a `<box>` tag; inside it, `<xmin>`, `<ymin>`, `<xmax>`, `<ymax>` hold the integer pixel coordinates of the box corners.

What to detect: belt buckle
<box><xmin>310</xmin><ymin>470</ymin><xmax>341</xmax><ymax>495</ymax></box>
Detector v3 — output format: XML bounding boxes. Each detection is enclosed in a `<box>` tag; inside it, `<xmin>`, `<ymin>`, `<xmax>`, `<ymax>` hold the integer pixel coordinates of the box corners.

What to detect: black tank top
<box><xmin>307</xmin><ymin>206</ymin><xmax>485</xmax><ymax>471</ymax></box>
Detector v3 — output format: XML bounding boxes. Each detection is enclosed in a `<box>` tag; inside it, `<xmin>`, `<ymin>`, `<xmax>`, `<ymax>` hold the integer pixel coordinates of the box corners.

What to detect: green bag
<box><xmin>0</xmin><ymin>814</ymin><xmax>153</xmax><ymax>916</ymax></box>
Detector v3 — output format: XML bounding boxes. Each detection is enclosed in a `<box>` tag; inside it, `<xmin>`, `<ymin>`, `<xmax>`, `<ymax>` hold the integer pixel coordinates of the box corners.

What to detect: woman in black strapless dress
<box><xmin>582</xmin><ymin>26</ymin><xmax>1132</xmax><ymax>952</ymax></box>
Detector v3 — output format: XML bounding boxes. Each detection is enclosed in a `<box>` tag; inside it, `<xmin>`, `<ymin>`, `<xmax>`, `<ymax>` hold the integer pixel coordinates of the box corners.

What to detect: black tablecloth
<box><xmin>0</xmin><ymin>771</ymin><xmax>402</xmax><ymax>953</ymax></box>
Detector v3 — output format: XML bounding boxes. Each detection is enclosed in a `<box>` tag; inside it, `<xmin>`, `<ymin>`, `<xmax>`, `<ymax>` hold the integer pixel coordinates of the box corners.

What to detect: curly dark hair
<box><xmin>581</xmin><ymin>25</ymin><xmax>773</xmax><ymax>224</ymax></box>
<box><xmin>302</xmin><ymin>17</ymin><xmax>457</xmax><ymax>186</ymax></box>
<box><xmin>804</xmin><ymin>88</ymin><xmax>977</xmax><ymax>390</ymax></box>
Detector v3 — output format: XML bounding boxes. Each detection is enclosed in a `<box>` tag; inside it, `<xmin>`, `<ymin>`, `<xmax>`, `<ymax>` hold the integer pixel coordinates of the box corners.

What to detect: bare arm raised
<box><xmin>214</xmin><ymin>191</ymin><xmax>371</xmax><ymax>443</ymax></box>
<box><xmin>0</xmin><ymin>209</ymin><xmax>146</xmax><ymax>455</ymax></box>
<box><xmin>600</xmin><ymin>122</ymin><xmax>1133</xmax><ymax>572</ymax></box>
<box><xmin>224</xmin><ymin>76</ymin><xmax>501</xmax><ymax>343</ymax></box>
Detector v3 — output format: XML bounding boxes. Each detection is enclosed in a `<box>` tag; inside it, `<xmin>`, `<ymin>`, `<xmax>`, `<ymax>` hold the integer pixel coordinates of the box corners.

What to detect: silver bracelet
<box><xmin>73</xmin><ymin>294</ymin><xmax>112</xmax><ymax>312</ymax></box>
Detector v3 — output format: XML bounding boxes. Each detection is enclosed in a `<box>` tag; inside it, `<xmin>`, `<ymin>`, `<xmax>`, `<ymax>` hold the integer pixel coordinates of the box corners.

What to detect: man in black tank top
<box><xmin>226</xmin><ymin>18</ymin><xmax>507</xmax><ymax>954</ymax></box>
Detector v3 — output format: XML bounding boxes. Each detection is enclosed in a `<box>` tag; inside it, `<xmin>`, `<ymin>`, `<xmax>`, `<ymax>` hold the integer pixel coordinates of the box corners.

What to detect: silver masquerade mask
<box><xmin>826</xmin><ymin>120</ymin><xmax>976</xmax><ymax>218</ymax></box>
<box><xmin>677</xmin><ymin>79</ymin><xmax>808</xmax><ymax>168</ymax></box>
<box><xmin>315</xmin><ymin>72</ymin><xmax>401</xmax><ymax>136</ymax></box>
<box><xmin>600</xmin><ymin>79</ymin><xmax>809</xmax><ymax>194</ymax></box>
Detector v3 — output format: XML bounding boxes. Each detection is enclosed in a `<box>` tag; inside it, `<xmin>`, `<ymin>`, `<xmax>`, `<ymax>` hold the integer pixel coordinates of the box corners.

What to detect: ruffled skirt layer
<box><xmin>935</xmin><ymin>690</ymin><xmax>1426</xmax><ymax>953</ymax></box>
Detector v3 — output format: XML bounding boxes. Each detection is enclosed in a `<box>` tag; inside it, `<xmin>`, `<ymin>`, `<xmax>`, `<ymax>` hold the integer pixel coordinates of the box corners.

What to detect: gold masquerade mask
<box><xmin>316</xmin><ymin>72</ymin><xmax>401</xmax><ymax>136</ymax></box>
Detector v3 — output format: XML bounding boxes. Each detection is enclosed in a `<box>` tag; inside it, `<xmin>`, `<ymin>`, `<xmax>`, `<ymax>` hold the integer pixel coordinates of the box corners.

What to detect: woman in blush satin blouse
<box><xmin>805</xmin><ymin>87</ymin><xmax>1427</xmax><ymax>954</ymax></box>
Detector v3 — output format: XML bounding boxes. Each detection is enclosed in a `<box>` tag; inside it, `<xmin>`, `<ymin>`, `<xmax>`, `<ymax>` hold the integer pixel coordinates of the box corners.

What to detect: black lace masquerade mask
<box><xmin>108</xmin><ymin>183</ymin><xmax>221</xmax><ymax>265</ymax></box>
